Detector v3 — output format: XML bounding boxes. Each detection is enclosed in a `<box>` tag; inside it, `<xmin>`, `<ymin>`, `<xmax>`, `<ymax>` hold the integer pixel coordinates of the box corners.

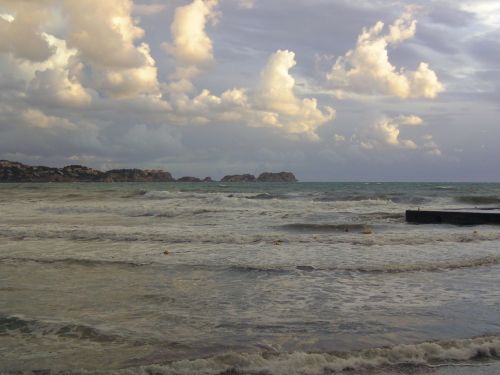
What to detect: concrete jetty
<box><xmin>406</xmin><ymin>209</ymin><xmax>500</xmax><ymax>225</ymax></box>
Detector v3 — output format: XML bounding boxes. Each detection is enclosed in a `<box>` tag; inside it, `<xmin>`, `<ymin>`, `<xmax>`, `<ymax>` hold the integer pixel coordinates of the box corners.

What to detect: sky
<box><xmin>0</xmin><ymin>0</ymin><xmax>498</xmax><ymax>181</ymax></box>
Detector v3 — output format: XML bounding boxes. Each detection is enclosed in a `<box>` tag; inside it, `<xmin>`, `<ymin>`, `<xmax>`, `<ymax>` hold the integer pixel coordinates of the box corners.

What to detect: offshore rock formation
<box><xmin>0</xmin><ymin>160</ymin><xmax>297</xmax><ymax>183</ymax></box>
<box><xmin>220</xmin><ymin>172</ymin><xmax>297</xmax><ymax>182</ymax></box>
<box><xmin>177</xmin><ymin>176</ymin><xmax>202</xmax><ymax>182</ymax></box>
<box><xmin>0</xmin><ymin>160</ymin><xmax>174</xmax><ymax>183</ymax></box>
<box><xmin>257</xmin><ymin>172</ymin><xmax>297</xmax><ymax>182</ymax></box>
<box><xmin>220</xmin><ymin>174</ymin><xmax>256</xmax><ymax>182</ymax></box>
<box><xmin>102</xmin><ymin>169</ymin><xmax>174</xmax><ymax>183</ymax></box>
<box><xmin>176</xmin><ymin>176</ymin><xmax>213</xmax><ymax>182</ymax></box>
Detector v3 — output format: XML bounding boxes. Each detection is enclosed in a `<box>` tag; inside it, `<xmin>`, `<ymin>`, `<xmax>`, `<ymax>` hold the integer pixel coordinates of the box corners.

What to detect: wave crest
<box><xmin>456</xmin><ymin>195</ymin><xmax>500</xmax><ymax>205</ymax></box>
<box><xmin>228</xmin><ymin>256</ymin><xmax>500</xmax><ymax>274</ymax></box>
<box><xmin>0</xmin><ymin>257</ymin><xmax>148</xmax><ymax>268</ymax></box>
<box><xmin>125</xmin><ymin>335</ymin><xmax>500</xmax><ymax>375</ymax></box>
<box><xmin>0</xmin><ymin>314</ymin><xmax>121</xmax><ymax>343</ymax></box>
<box><xmin>281</xmin><ymin>223</ymin><xmax>371</xmax><ymax>233</ymax></box>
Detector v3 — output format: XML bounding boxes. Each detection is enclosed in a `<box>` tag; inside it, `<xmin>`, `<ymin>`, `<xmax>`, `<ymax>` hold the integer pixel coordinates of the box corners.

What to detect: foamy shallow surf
<box><xmin>2</xmin><ymin>335</ymin><xmax>498</xmax><ymax>374</ymax></box>
<box><xmin>1</xmin><ymin>182</ymin><xmax>500</xmax><ymax>373</ymax></box>
<box><xmin>105</xmin><ymin>335</ymin><xmax>500</xmax><ymax>375</ymax></box>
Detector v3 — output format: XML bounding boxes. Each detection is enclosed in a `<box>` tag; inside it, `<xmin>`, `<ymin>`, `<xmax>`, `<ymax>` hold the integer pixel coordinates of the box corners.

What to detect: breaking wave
<box><xmin>53</xmin><ymin>335</ymin><xmax>500</xmax><ymax>374</ymax></box>
<box><xmin>227</xmin><ymin>256</ymin><xmax>500</xmax><ymax>274</ymax></box>
<box><xmin>123</xmin><ymin>189</ymin><xmax>148</xmax><ymax>198</ymax></box>
<box><xmin>0</xmin><ymin>314</ymin><xmax>121</xmax><ymax>343</ymax></box>
<box><xmin>0</xmin><ymin>257</ymin><xmax>149</xmax><ymax>268</ymax></box>
<box><xmin>313</xmin><ymin>195</ymin><xmax>391</xmax><ymax>203</ymax></box>
<box><xmin>281</xmin><ymin>223</ymin><xmax>372</xmax><ymax>233</ymax></box>
<box><xmin>137</xmin><ymin>190</ymin><xmax>214</xmax><ymax>200</ymax></box>
<box><xmin>456</xmin><ymin>195</ymin><xmax>500</xmax><ymax>205</ymax></box>
<box><xmin>2</xmin><ymin>225</ymin><xmax>500</xmax><ymax>246</ymax></box>
<box><xmin>147</xmin><ymin>336</ymin><xmax>500</xmax><ymax>375</ymax></box>
<box><xmin>245</xmin><ymin>193</ymin><xmax>290</xmax><ymax>200</ymax></box>
<box><xmin>38</xmin><ymin>205</ymin><xmax>224</xmax><ymax>218</ymax></box>
<box><xmin>342</xmin><ymin>256</ymin><xmax>500</xmax><ymax>273</ymax></box>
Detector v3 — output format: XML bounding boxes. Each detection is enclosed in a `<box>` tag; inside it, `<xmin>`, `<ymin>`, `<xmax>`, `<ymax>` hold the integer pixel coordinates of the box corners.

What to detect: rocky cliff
<box><xmin>0</xmin><ymin>160</ymin><xmax>174</xmax><ymax>183</ymax></box>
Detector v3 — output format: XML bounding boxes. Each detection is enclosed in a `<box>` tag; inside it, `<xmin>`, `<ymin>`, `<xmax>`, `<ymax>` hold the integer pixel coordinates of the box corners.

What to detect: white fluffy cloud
<box><xmin>62</xmin><ymin>0</ymin><xmax>160</xmax><ymax>98</ymax></box>
<box><xmin>159</xmin><ymin>1</ymin><xmax>334</xmax><ymax>138</ymax></box>
<box><xmin>165</xmin><ymin>49</ymin><xmax>335</xmax><ymax>138</ymax></box>
<box><xmin>254</xmin><ymin>50</ymin><xmax>335</xmax><ymax>137</ymax></box>
<box><xmin>63</xmin><ymin>0</ymin><xmax>146</xmax><ymax>69</ymax></box>
<box><xmin>165</xmin><ymin>0</ymin><xmax>219</xmax><ymax>80</ymax></box>
<box><xmin>327</xmin><ymin>11</ymin><xmax>444</xmax><ymax>99</ymax></box>
<box><xmin>0</xmin><ymin>2</ymin><xmax>55</xmax><ymax>62</ymax></box>
<box><xmin>27</xmin><ymin>34</ymin><xmax>92</xmax><ymax>107</ymax></box>
<box><xmin>0</xmin><ymin>0</ymin><xmax>160</xmax><ymax>100</ymax></box>
<box><xmin>0</xmin><ymin>0</ymin><xmax>456</xmax><ymax>175</ymax></box>
<box><xmin>359</xmin><ymin>115</ymin><xmax>439</xmax><ymax>153</ymax></box>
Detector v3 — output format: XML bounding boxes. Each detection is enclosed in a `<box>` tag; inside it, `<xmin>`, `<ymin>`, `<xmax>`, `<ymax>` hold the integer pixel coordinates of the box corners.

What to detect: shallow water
<box><xmin>0</xmin><ymin>182</ymin><xmax>499</xmax><ymax>374</ymax></box>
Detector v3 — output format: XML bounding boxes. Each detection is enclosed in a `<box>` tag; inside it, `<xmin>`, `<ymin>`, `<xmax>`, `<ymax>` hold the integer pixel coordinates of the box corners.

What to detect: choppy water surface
<box><xmin>1</xmin><ymin>182</ymin><xmax>500</xmax><ymax>374</ymax></box>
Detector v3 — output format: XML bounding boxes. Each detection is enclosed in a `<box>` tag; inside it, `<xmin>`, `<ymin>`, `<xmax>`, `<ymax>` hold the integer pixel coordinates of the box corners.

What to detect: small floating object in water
<box><xmin>362</xmin><ymin>226</ymin><xmax>373</xmax><ymax>234</ymax></box>
<box><xmin>296</xmin><ymin>265</ymin><xmax>315</xmax><ymax>272</ymax></box>
<box><xmin>163</xmin><ymin>250</ymin><xmax>170</xmax><ymax>255</ymax></box>
<box><xmin>272</xmin><ymin>240</ymin><xmax>283</xmax><ymax>245</ymax></box>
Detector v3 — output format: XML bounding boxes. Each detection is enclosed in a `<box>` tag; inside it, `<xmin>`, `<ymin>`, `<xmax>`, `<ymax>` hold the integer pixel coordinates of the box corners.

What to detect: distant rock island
<box><xmin>220</xmin><ymin>174</ymin><xmax>256</xmax><ymax>182</ymax></box>
<box><xmin>0</xmin><ymin>160</ymin><xmax>297</xmax><ymax>183</ymax></box>
<box><xmin>221</xmin><ymin>172</ymin><xmax>297</xmax><ymax>182</ymax></box>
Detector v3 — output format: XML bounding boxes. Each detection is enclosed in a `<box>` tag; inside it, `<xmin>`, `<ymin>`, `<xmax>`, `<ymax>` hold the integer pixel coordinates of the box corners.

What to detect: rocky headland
<box><xmin>0</xmin><ymin>160</ymin><xmax>174</xmax><ymax>183</ymax></box>
<box><xmin>0</xmin><ymin>160</ymin><xmax>297</xmax><ymax>183</ymax></box>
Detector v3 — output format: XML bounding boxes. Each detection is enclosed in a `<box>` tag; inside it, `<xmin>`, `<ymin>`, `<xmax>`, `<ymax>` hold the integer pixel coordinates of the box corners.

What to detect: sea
<box><xmin>1</xmin><ymin>182</ymin><xmax>500</xmax><ymax>374</ymax></box>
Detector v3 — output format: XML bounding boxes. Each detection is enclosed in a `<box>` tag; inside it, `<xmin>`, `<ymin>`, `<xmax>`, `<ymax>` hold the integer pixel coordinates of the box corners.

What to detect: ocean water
<box><xmin>0</xmin><ymin>182</ymin><xmax>500</xmax><ymax>374</ymax></box>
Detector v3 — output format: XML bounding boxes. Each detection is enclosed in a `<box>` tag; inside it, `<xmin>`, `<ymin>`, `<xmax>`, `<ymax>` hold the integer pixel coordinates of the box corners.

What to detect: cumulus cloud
<box><xmin>254</xmin><ymin>50</ymin><xmax>335</xmax><ymax>137</ymax></box>
<box><xmin>0</xmin><ymin>0</ymin><xmax>160</xmax><ymax>100</ymax></box>
<box><xmin>165</xmin><ymin>0</ymin><xmax>219</xmax><ymax>80</ymax></box>
<box><xmin>0</xmin><ymin>2</ymin><xmax>55</xmax><ymax>62</ymax></box>
<box><xmin>89</xmin><ymin>43</ymin><xmax>159</xmax><ymax>99</ymax></box>
<box><xmin>63</xmin><ymin>0</ymin><xmax>146</xmax><ymax>69</ymax></box>
<box><xmin>421</xmin><ymin>134</ymin><xmax>442</xmax><ymax>156</ymax></box>
<box><xmin>27</xmin><ymin>34</ymin><xmax>92</xmax><ymax>107</ymax></box>
<box><xmin>21</xmin><ymin>108</ymin><xmax>77</xmax><ymax>130</ymax></box>
<box><xmin>361</xmin><ymin>115</ymin><xmax>424</xmax><ymax>150</ymax></box>
<box><xmin>164</xmin><ymin>49</ymin><xmax>334</xmax><ymax>138</ymax></box>
<box><xmin>327</xmin><ymin>11</ymin><xmax>444</xmax><ymax>98</ymax></box>
<box><xmin>62</xmin><ymin>0</ymin><xmax>160</xmax><ymax>99</ymax></box>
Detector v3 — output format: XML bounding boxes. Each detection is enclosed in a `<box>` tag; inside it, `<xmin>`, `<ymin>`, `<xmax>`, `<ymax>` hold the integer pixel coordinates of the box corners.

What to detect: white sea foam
<box><xmin>1</xmin><ymin>224</ymin><xmax>500</xmax><ymax>247</ymax></box>
<box><xmin>82</xmin><ymin>335</ymin><xmax>500</xmax><ymax>375</ymax></box>
<box><xmin>2</xmin><ymin>183</ymin><xmax>500</xmax><ymax>373</ymax></box>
